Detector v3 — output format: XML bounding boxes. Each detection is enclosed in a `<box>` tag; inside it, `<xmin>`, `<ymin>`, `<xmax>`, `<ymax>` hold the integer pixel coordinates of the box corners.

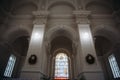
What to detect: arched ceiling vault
<box><xmin>47</xmin><ymin>0</ymin><xmax>76</xmax><ymax>10</ymax></box>
<box><xmin>85</xmin><ymin>1</ymin><xmax>113</xmax><ymax>14</ymax></box>
<box><xmin>51</xmin><ymin>36</ymin><xmax>73</xmax><ymax>55</ymax></box>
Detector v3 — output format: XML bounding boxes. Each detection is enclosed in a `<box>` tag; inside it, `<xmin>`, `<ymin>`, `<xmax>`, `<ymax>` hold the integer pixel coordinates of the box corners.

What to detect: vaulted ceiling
<box><xmin>0</xmin><ymin>0</ymin><xmax>13</xmax><ymax>11</ymax></box>
<box><xmin>111</xmin><ymin>0</ymin><xmax>120</xmax><ymax>11</ymax></box>
<box><xmin>0</xmin><ymin>0</ymin><xmax>120</xmax><ymax>11</ymax></box>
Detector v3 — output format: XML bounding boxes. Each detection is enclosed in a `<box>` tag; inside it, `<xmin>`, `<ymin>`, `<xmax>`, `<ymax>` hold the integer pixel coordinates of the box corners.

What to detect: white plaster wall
<box><xmin>20</xmin><ymin>71</ymin><xmax>43</xmax><ymax>80</ymax></box>
<box><xmin>21</xmin><ymin>24</ymin><xmax>46</xmax><ymax>79</ymax></box>
<box><xmin>78</xmin><ymin>24</ymin><xmax>104</xmax><ymax>80</ymax></box>
<box><xmin>84</xmin><ymin>72</ymin><xmax>104</xmax><ymax>80</ymax></box>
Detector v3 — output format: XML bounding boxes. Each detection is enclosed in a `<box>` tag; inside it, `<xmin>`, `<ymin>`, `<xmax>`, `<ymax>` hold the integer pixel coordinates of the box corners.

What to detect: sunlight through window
<box><xmin>4</xmin><ymin>54</ymin><xmax>16</xmax><ymax>77</ymax></box>
<box><xmin>108</xmin><ymin>54</ymin><xmax>120</xmax><ymax>78</ymax></box>
<box><xmin>55</xmin><ymin>53</ymin><xmax>69</xmax><ymax>79</ymax></box>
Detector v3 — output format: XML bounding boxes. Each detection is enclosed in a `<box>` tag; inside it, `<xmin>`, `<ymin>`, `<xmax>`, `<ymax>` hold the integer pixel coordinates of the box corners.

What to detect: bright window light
<box><xmin>4</xmin><ymin>54</ymin><xmax>16</xmax><ymax>77</ymax></box>
<box><xmin>54</xmin><ymin>53</ymin><xmax>69</xmax><ymax>79</ymax></box>
<box><xmin>108</xmin><ymin>54</ymin><xmax>120</xmax><ymax>78</ymax></box>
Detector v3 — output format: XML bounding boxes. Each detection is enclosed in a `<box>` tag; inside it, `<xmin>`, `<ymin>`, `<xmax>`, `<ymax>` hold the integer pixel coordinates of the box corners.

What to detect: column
<box><xmin>20</xmin><ymin>11</ymin><xmax>49</xmax><ymax>79</ymax></box>
<box><xmin>73</xmin><ymin>10</ymin><xmax>104</xmax><ymax>80</ymax></box>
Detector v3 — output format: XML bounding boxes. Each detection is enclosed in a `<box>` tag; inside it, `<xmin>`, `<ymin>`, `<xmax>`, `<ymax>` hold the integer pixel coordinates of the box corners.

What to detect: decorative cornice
<box><xmin>73</xmin><ymin>10</ymin><xmax>91</xmax><ymax>18</ymax></box>
<box><xmin>32</xmin><ymin>11</ymin><xmax>49</xmax><ymax>24</ymax></box>
<box><xmin>11</xmin><ymin>15</ymin><xmax>33</xmax><ymax>19</ymax></box>
<box><xmin>49</xmin><ymin>14</ymin><xmax>73</xmax><ymax>19</ymax></box>
<box><xmin>91</xmin><ymin>14</ymin><xmax>113</xmax><ymax>19</ymax></box>
<box><xmin>73</xmin><ymin>10</ymin><xmax>91</xmax><ymax>24</ymax></box>
<box><xmin>32</xmin><ymin>11</ymin><xmax>49</xmax><ymax>17</ymax></box>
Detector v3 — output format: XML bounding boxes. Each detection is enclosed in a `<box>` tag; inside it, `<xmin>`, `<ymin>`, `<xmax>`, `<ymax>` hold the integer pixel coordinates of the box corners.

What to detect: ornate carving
<box><xmin>32</xmin><ymin>11</ymin><xmax>49</xmax><ymax>24</ymax></box>
<box><xmin>73</xmin><ymin>10</ymin><xmax>91</xmax><ymax>24</ymax></box>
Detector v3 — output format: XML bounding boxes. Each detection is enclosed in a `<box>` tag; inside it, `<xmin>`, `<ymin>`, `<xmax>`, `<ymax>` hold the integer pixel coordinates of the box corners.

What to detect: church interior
<box><xmin>0</xmin><ymin>0</ymin><xmax>120</xmax><ymax>80</ymax></box>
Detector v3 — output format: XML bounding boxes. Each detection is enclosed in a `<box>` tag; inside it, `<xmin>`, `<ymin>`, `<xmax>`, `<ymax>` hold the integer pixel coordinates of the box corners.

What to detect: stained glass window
<box><xmin>108</xmin><ymin>54</ymin><xmax>120</xmax><ymax>78</ymax></box>
<box><xmin>4</xmin><ymin>54</ymin><xmax>16</xmax><ymax>77</ymax></box>
<box><xmin>54</xmin><ymin>53</ymin><xmax>69</xmax><ymax>79</ymax></box>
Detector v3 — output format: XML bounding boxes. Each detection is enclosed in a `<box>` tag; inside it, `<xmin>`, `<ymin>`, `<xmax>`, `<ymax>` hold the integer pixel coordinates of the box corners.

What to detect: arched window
<box><xmin>108</xmin><ymin>54</ymin><xmax>120</xmax><ymax>78</ymax></box>
<box><xmin>4</xmin><ymin>54</ymin><xmax>16</xmax><ymax>77</ymax></box>
<box><xmin>54</xmin><ymin>53</ymin><xmax>69</xmax><ymax>79</ymax></box>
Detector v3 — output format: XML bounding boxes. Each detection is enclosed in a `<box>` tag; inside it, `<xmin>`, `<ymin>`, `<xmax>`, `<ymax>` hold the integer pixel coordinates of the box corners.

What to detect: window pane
<box><xmin>4</xmin><ymin>54</ymin><xmax>16</xmax><ymax>77</ymax></box>
<box><xmin>55</xmin><ymin>53</ymin><xmax>69</xmax><ymax>79</ymax></box>
<box><xmin>108</xmin><ymin>54</ymin><xmax>120</xmax><ymax>78</ymax></box>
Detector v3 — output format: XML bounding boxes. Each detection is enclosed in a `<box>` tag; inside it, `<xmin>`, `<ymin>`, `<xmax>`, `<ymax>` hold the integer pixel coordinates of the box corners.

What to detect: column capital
<box><xmin>32</xmin><ymin>10</ymin><xmax>49</xmax><ymax>25</ymax></box>
<box><xmin>73</xmin><ymin>10</ymin><xmax>91</xmax><ymax>24</ymax></box>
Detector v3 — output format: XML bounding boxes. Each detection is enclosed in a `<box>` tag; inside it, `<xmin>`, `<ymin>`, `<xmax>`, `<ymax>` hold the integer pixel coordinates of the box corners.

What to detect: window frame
<box><xmin>54</xmin><ymin>53</ymin><xmax>69</xmax><ymax>79</ymax></box>
<box><xmin>108</xmin><ymin>54</ymin><xmax>120</xmax><ymax>79</ymax></box>
<box><xmin>4</xmin><ymin>54</ymin><xmax>16</xmax><ymax>77</ymax></box>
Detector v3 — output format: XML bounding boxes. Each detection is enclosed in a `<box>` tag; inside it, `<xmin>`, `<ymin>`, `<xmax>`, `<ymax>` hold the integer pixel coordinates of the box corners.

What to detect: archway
<box><xmin>2</xmin><ymin>27</ymin><xmax>30</xmax><ymax>78</ymax></box>
<box><xmin>94</xmin><ymin>34</ymin><xmax>120</xmax><ymax>80</ymax></box>
<box><xmin>50</xmin><ymin>48</ymin><xmax>72</xmax><ymax>80</ymax></box>
<box><xmin>49</xmin><ymin>36</ymin><xmax>73</xmax><ymax>80</ymax></box>
<box><xmin>94</xmin><ymin>36</ymin><xmax>112</xmax><ymax>79</ymax></box>
<box><xmin>46</xmin><ymin>28</ymin><xmax>75</xmax><ymax>79</ymax></box>
<box><xmin>94</xmin><ymin>25</ymin><xmax>120</xmax><ymax>79</ymax></box>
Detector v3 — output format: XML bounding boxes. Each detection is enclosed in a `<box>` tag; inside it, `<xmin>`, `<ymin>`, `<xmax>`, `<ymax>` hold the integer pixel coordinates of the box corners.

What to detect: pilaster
<box><xmin>20</xmin><ymin>10</ymin><xmax>49</xmax><ymax>80</ymax></box>
<box><xmin>73</xmin><ymin>10</ymin><xmax>104</xmax><ymax>80</ymax></box>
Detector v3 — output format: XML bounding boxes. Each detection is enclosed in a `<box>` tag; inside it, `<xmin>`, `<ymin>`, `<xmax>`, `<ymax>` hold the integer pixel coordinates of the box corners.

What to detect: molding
<box><xmin>73</xmin><ymin>10</ymin><xmax>91</xmax><ymax>24</ymax></box>
<box><xmin>32</xmin><ymin>11</ymin><xmax>49</xmax><ymax>17</ymax></box>
<box><xmin>91</xmin><ymin>14</ymin><xmax>113</xmax><ymax>19</ymax></box>
<box><xmin>10</xmin><ymin>15</ymin><xmax>33</xmax><ymax>19</ymax></box>
<box><xmin>73</xmin><ymin>10</ymin><xmax>91</xmax><ymax>17</ymax></box>
<box><xmin>47</xmin><ymin>0</ymin><xmax>76</xmax><ymax>10</ymax></box>
<box><xmin>49</xmin><ymin>14</ymin><xmax>74</xmax><ymax>19</ymax></box>
<box><xmin>32</xmin><ymin>11</ymin><xmax>49</xmax><ymax>24</ymax></box>
<box><xmin>45</xmin><ymin>24</ymin><xmax>77</xmax><ymax>42</ymax></box>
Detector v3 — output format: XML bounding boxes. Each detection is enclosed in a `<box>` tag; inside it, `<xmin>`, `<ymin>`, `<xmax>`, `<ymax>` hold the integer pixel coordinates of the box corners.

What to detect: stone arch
<box><xmin>53</xmin><ymin>48</ymin><xmax>71</xmax><ymax>57</ymax></box>
<box><xmin>50</xmin><ymin>48</ymin><xmax>72</xmax><ymax>79</ymax></box>
<box><xmin>93</xmin><ymin>25</ymin><xmax>120</xmax><ymax>44</ymax></box>
<box><xmin>45</xmin><ymin>25</ymin><xmax>77</xmax><ymax>43</ymax></box>
<box><xmin>3</xmin><ymin>28</ymin><xmax>30</xmax><ymax>60</ymax></box>
<box><xmin>1</xmin><ymin>27</ymin><xmax>30</xmax><ymax>77</ymax></box>
<box><xmin>12</xmin><ymin>1</ymin><xmax>38</xmax><ymax>15</ymax></box>
<box><xmin>93</xmin><ymin>25</ymin><xmax>120</xmax><ymax>56</ymax></box>
<box><xmin>4</xmin><ymin>27</ymin><xmax>30</xmax><ymax>44</ymax></box>
<box><xmin>12</xmin><ymin>36</ymin><xmax>29</xmax><ymax>56</ymax></box>
<box><xmin>95</xmin><ymin>36</ymin><xmax>113</xmax><ymax>56</ymax></box>
<box><xmin>93</xmin><ymin>25</ymin><xmax>120</xmax><ymax>80</ymax></box>
<box><xmin>85</xmin><ymin>1</ymin><xmax>113</xmax><ymax>14</ymax></box>
<box><xmin>45</xmin><ymin>24</ymin><xmax>77</xmax><ymax>57</ymax></box>
<box><xmin>47</xmin><ymin>0</ymin><xmax>76</xmax><ymax>10</ymax></box>
<box><xmin>51</xmin><ymin>36</ymin><xmax>73</xmax><ymax>55</ymax></box>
